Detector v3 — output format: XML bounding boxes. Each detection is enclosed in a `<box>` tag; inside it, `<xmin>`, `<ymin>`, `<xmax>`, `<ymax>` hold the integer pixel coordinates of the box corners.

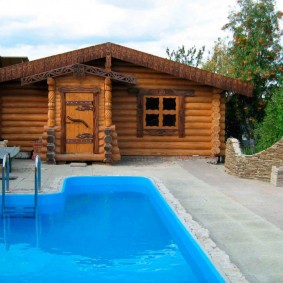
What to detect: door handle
<box><xmin>66</xmin><ymin>116</ymin><xmax>89</xmax><ymax>128</ymax></box>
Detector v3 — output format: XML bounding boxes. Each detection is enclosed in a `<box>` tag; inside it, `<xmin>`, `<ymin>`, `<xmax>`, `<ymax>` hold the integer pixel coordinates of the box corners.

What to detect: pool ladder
<box><xmin>2</xmin><ymin>155</ymin><xmax>41</xmax><ymax>218</ymax></box>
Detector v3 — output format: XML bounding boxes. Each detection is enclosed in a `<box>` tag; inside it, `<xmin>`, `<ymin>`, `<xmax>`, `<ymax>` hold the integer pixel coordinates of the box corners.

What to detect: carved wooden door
<box><xmin>65</xmin><ymin>92</ymin><xmax>95</xmax><ymax>154</ymax></box>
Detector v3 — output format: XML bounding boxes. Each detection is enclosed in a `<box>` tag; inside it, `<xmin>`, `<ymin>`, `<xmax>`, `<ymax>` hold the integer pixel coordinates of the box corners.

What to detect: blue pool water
<box><xmin>0</xmin><ymin>176</ymin><xmax>225</xmax><ymax>283</ymax></box>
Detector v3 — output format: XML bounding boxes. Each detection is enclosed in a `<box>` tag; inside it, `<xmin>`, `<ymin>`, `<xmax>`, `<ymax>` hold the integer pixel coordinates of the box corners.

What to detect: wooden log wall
<box><xmin>111</xmin><ymin>60</ymin><xmax>226</xmax><ymax>156</ymax></box>
<box><xmin>50</xmin><ymin>75</ymin><xmax>105</xmax><ymax>160</ymax></box>
<box><xmin>0</xmin><ymin>86</ymin><xmax>48</xmax><ymax>151</ymax></box>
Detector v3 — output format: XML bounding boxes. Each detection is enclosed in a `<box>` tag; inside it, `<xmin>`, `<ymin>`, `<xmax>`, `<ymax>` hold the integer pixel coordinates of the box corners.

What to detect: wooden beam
<box><xmin>55</xmin><ymin>153</ymin><xmax>105</xmax><ymax>161</ymax></box>
<box><xmin>128</xmin><ymin>88</ymin><xmax>195</xmax><ymax>97</ymax></box>
<box><xmin>21</xmin><ymin>64</ymin><xmax>136</xmax><ymax>86</ymax></box>
<box><xmin>47</xmin><ymin>77</ymin><xmax>55</xmax><ymax>127</ymax></box>
<box><xmin>104</xmin><ymin>78</ymin><xmax>112</xmax><ymax>127</ymax></box>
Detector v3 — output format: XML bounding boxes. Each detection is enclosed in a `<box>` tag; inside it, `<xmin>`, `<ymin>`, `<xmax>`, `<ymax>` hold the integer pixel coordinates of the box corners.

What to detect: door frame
<box><xmin>59</xmin><ymin>87</ymin><xmax>100</xmax><ymax>154</ymax></box>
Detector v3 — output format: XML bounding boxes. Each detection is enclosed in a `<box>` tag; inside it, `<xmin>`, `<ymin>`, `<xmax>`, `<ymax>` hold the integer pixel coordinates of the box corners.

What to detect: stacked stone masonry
<box><xmin>225</xmin><ymin>138</ymin><xmax>283</xmax><ymax>183</ymax></box>
<box><xmin>271</xmin><ymin>166</ymin><xmax>283</xmax><ymax>187</ymax></box>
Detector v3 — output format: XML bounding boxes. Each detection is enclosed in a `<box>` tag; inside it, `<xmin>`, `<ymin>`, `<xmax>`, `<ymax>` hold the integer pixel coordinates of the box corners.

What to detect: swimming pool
<box><xmin>0</xmin><ymin>176</ymin><xmax>225</xmax><ymax>282</ymax></box>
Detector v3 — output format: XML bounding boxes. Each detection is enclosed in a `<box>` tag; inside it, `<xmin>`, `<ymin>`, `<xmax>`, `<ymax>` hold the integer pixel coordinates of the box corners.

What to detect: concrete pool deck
<box><xmin>3</xmin><ymin>157</ymin><xmax>283</xmax><ymax>283</ymax></box>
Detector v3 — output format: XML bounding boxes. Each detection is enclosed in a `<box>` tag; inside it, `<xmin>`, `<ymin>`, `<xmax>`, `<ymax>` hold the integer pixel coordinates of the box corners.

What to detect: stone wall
<box><xmin>225</xmin><ymin>138</ymin><xmax>283</xmax><ymax>182</ymax></box>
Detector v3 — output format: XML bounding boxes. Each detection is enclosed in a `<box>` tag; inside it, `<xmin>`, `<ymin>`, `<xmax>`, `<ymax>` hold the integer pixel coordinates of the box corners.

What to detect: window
<box><xmin>144</xmin><ymin>96</ymin><xmax>178</xmax><ymax>129</ymax></box>
<box><xmin>131</xmin><ymin>88</ymin><xmax>193</xmax><ymax>138</ymax></box>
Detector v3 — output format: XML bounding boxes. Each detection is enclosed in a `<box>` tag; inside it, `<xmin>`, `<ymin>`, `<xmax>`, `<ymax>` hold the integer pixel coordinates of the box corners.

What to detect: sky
<box><xmin>0</xmin><ymin>0</ymin><xmax>282</xmax><ymax>61</ymax></box>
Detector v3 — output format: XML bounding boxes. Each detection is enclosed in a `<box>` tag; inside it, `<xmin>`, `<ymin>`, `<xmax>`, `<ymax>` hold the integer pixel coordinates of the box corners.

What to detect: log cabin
<box><xmin>0</xmin><ymin>42</ymin><xmax>253</xmax><ymax>164</ymax></box>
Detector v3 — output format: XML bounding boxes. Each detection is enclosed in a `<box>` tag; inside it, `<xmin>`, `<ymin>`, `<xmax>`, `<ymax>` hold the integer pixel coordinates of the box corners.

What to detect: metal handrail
<box><xmin>34</xmin><ymin>155</ymin><xmax>41</xmax><ymax>215</ymax></box>
<box><xmin>2</xmin><ymin>155</ymin><xmax>41</xmax><ymax>218</ymax></box>
<box><xmin>2</xmin><ymin>154</ymin><xmax>10</xmax><ymax>217</ymax></box>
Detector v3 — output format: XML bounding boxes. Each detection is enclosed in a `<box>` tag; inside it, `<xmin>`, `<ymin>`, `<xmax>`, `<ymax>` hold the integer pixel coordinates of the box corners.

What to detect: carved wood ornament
<box><xmin>76</xmin><ymin>133</ymin><xmax>94</xmax><ymax>139</ymax></box>
<box><xmin>66</xmin><ymin>139</ymin><xmax>93</xmax><ymax>144</ymax></box>
<box><xmin>75</xmin><ymin>105</ymin><xmax>94</xmax><ymax>111</ymax></box>
<box><xmin>21</xmin><ymin>64</ymin><xmax>136</xmax><ymax>86</ymax></box>
<box><xmin>66</xmin><ymin>116</ymin><xmax>89</xmax><ymax>128</ymax></box>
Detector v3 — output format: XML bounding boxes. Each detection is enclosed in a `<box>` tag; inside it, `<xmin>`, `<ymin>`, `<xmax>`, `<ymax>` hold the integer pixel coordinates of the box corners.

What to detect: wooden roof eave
<box><xmin>109</xmin><ymin>43</ymin><xmax>253</xmax><ymax>97</ymax></box>
<box><xmin>0</xmin><ymin>42</ymin><xmax>253</xmax><ymax>96</ymax></box>
<box><xmin>20</xmin><ymin>63</ymin><xmax>136</xmax><ymax>86</ymax></box>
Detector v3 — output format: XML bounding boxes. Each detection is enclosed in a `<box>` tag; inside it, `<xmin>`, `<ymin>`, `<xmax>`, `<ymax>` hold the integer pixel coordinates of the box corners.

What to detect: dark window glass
<box><xmin>163</xmin><ymin>114</ymin><xmax>176</xmax><ymax>126</ymax></box>
<box><xmin>163</xmin><ymin>98</ymin><xmax>176</xmax><ymax>110</ymax></box>
<box><xmin>146</xmin><ymin>97</ymin><xmax>159</xmax><ymax>110</ymax></box>
<box><xmin>146</xmin><ymin>114</ymin><xmax>159</xmax><ymax>126</ymax></box>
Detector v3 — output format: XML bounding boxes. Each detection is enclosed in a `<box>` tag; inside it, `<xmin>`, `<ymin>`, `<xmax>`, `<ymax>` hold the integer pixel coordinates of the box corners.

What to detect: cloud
<box><xmin>0</xmin><ymin>0</ymin><xmax>282</xmax><ymax>60</ymax></box>
<box><xmin>95</xmin><ymin>0</ymin><xmax>156</xmax><ymax>10</ymax></box>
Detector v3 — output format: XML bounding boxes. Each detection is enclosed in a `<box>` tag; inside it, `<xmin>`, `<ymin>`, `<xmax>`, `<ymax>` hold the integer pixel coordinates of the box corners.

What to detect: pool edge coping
<box><xmin>151</xmin><ymin>177</ymin><xmax>249</xmax><ymax>283</ymax></box>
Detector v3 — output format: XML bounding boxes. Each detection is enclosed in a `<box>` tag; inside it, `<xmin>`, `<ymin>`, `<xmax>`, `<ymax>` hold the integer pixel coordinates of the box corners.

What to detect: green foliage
<box><xmin>166</xmin><ymin>45</ymin><xmax>205</xmax><ymax>67</ymax></box>
<box><xmin>222</xmin><ymin>0</ymin><xmax>283</xmax><ymax>140</ymax></box>
<box><xmin>202</xmin><ymin>38</ymin><xmax>234</xmax><ymax>76</ymax></box>
<box><xmin>254</xmin><ymin>85</ymin><xmax>283</xmax><ymax>151</ymax></box>
<box><xmin>224</xmin><ymin>0</ymin><xmax>283</xmax><ymax>86</ymax></box>
<box><xmin>166</xmin><ymin>0</ymin><xmax>283</xmax><ymax>143</ymax></box>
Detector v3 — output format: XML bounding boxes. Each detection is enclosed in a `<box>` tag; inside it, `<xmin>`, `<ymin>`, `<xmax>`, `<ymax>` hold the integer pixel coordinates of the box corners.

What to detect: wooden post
<box><xmin>104</xmin><ymin>77</ymin><xmax>112</xmax><ymax>127</ymax></box>
<box><xmin>47</xmin><ymin>77</ymin><xmax>55</xmax><ymax>127</ymax></box>
<box><xmin>46</xmin><ymin>77</ymin><xmax>56</xmax><ymax>164</ymax></box>
<box><xmin>211</xmin><ymin>92</ymin><xmax>221</xmax><ymax>156</ymax></box>
<box><xmin>104</xmin><ymin>77</ymin><xmax>113</xmax><ymax>163</ymax></box>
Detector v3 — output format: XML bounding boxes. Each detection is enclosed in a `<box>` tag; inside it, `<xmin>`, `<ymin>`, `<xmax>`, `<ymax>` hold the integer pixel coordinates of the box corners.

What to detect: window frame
<box><xmin>131</xmin><ymin>88</ymin><xmax>195</xmax><ymax>138</ymax></box>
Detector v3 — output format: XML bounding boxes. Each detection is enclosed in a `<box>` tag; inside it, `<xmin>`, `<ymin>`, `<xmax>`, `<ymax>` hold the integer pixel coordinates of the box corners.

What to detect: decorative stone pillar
<box><xmin>46</xmin><ymin>128</ymin><xmax>56</xmax><ymax>164</ymax></box>
<box><xmin>46</xmin><ymin>77</ymin><xmax>56</xmax><ymax>164</ymax></box>
<box><xmin>104</xmin><ymin>77</ymin><xmax>112</xmax><ymax>127</ymax></box>
<box><xmin>104</xmin><ymin>127</ymin><xmax>112</xmax><ymax>164</ymax></box>
<box><xmin>271</xmin><ymin>166</ymin><xmax>283</xmax><ymax>187</ymax></box>
<box><xmin>211</xmin><ymin>93</ymin><xmax>221</xmax><ymax>156</ymax></box>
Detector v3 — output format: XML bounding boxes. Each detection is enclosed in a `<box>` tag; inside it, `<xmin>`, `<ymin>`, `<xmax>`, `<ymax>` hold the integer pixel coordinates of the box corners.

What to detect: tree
<box><xmin>222</xmin><ymin>0</ymin><xmax>283</xmax><ymax>140</ymax></box>
<box><xmin>202</xmin><ymin>37</ymin><xmax>234</xmax><ymax>76</ymax></box>
<box><xmin>166</xmin><ymin>0</ymin><xmax>283</xmax><ymax>142</ymax></box>
<box><xmin>166</xmin><ymin>45</ymin><xmax>205</xmax><ymax>67</ymax></box>
<box><xmin>254</xmin><ymin>85</ymin><xmax>283</xmax><ymax>151</ymax></box>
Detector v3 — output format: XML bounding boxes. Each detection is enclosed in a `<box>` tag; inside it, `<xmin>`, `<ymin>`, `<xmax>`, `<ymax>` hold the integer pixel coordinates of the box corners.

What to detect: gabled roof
<box><xmin>0</xmin><ymin>42</ymin><xmax>253</xmax><ymax>96</ymax></box>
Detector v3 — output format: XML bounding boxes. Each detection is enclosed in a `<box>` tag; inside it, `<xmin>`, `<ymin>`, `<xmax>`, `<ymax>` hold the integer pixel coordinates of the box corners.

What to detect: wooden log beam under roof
<box><xmin>21</xmin><ymin>63</ymin><xmax>136</xmax><ymax>86</ymax></box>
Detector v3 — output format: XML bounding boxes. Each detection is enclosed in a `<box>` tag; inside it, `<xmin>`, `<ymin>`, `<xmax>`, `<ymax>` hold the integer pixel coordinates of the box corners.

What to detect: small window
<box><xmin>135</xmin><ymin>89</ymin><xmax>189</xmax><ymax>138</ymax></box>
<box><xmin>143</xmin><ymin>96</ymin><xmax>178</xmax><ymax>129</ymax></box>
